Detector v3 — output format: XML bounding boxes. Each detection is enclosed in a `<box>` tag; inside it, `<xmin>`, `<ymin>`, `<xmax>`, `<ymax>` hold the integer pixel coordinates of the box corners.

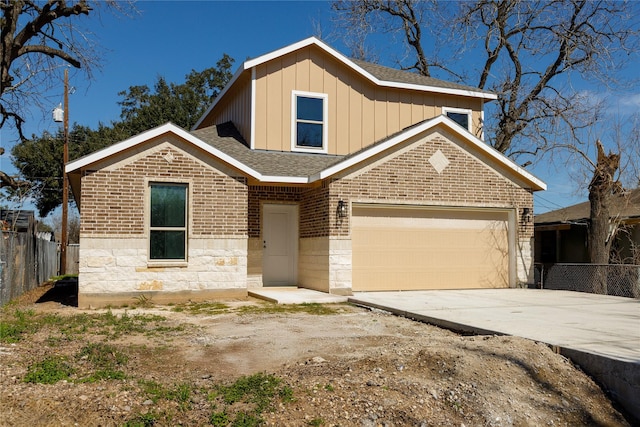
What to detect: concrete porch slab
<box><xmin>248</xmin><ymin>287</ymin><xmax>349</xmax><ymax>304</ymax></box>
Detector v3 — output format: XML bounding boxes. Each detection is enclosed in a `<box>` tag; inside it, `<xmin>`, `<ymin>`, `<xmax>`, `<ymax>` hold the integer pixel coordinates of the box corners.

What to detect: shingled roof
<box><xmin>351</xmin><ymin>58</ymin><xmax>492</xmax><ymax>96</ymax></box>
<box><xmin>535</xmin><ymin>188</ymin><xmax>640</xmax><ymax>224</ymax></box>
<box><xmin>191</xmin><ymin>122</ymin><xmax>344</xmax><ymax>178</ymax></box>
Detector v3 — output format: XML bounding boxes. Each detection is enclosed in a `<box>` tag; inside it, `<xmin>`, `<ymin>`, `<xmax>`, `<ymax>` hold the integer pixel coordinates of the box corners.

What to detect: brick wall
<box><xmin>247</xmin><ymin>186</ymin><xmax>302</xmax><ymax>238</ymax></box>
<box><xmin>81</xmin><ymin>145</ymin><xmax>248</xmax><ymax>237</ymax></box>
<box><xmin>330</xmin><ymin>134</ymin><xmax>534</xmax><ymax>240</ymax></box>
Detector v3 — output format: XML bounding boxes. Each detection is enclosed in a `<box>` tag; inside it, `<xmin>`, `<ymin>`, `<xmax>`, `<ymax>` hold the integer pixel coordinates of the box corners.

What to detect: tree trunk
<box><xmin>587</xmin><ymin>140</ymin><xmax>620</xmax><ymax>294</ymax></box>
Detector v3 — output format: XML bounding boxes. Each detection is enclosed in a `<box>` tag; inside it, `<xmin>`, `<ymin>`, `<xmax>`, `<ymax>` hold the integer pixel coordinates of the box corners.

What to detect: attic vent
<box><xmin>428</xmin><ymin>149</ymin><xmax>449</xmax><ymax>174</ymax></box>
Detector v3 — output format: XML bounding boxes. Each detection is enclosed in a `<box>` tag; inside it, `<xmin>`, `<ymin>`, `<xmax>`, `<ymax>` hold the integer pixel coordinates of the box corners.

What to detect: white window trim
<box><xmin>146</xmin><ymin>180</ymin><xmax>190</xmax><ymax>266</ymax></box>
<box><xmin>291</xmin><ymin>90</ymin><xmax>328</xmax><ymax>154</ymax></box>
<box><xmin>442</xmin><ymin>106</ymin><xmax>473</xmax><ymax>133</ymax></box>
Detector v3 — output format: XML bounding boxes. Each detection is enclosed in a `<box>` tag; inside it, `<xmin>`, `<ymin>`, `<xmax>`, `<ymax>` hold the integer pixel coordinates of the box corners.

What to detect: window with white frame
<box><xmin>149</xmin><ymin>183</ymin><xmax>188</xmax><ymax>261</ymax></box>
<box><xmin>442</xmin><ymin>107</ymin><xmax>472</xmax><ymax>133</ymax></box>
<box><xmin>292</xmin><ymin>91</ymin><xmax>328</xmax><ymax>152</ymax></box>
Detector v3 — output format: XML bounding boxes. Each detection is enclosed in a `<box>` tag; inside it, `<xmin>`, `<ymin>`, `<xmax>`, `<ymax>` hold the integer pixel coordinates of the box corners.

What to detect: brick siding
<box><xmin>330</xmin><ymin>134</ymin><xmax>534</xmax><ymax>240</ymax></box>
<box><xmin>81</xmin><ymin>146</ymin><xmax>247</xmax><ymax>237</ymax></box>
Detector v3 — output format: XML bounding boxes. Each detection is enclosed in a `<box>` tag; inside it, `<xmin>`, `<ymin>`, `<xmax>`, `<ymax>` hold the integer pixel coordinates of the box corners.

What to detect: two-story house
<box><xmin>67</xmin><ymin>37</ymin><xmax>546</xmax><ymax>308</ymax></box>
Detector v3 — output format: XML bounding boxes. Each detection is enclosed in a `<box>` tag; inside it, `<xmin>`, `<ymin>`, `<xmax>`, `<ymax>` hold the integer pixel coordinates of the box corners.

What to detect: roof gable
<box><xmin>193</xmin><ymin>37</ymin><xmax>496</xmax><ymax>130</ymax></box>
<box><xmin>68</xmin><ymin>117</ymin><xmax>545</xmax><ymax>196</ymax></box>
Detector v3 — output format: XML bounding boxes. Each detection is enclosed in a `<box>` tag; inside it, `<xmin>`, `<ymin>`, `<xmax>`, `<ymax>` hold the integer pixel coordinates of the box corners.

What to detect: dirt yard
<box><xmin>0</xmin><ymin>284</ymin><xmax>632</xmax><ymax>426</ymax></box>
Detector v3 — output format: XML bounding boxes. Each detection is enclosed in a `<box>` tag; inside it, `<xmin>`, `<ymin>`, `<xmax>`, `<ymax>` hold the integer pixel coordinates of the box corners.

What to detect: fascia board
<box><xmin>311</xmin><ymin>116</ymin><xmax>546</xmax><ymax>191</ymax></box>
<box><xmin>65</xmin><ymin>123</ymin><xmax>263</xmax><ymax>181</ymax></box>
<box><xmin>258</xmin><ymin>176</ymin><xmax>309</xmax><ymax>184</ymax></box>
<box><xmin>244</xmin><ymin>37</ymin><xmax>497</xmax><ymax>101</ymax></box>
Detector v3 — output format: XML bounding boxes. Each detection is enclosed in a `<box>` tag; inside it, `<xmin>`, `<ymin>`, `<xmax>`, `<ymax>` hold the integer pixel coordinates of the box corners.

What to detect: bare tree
<box><xmin>333</xmin><ymin>0</ymin><xmax>639</xmax><ymax>265</ymax></box>
<box><xmin>544</xmin><ymin>111</ymin><xmax>639</xmax><ymax>266</ymax></box>
<box><xmin>332</xmin><ymin>0</ymin><xmax>639</xmax><ymax>158</ymax></box>
<box><xmin>0</xmin><ymin>0</ymin><xmax>135</xmax><ymax>188</ymax></box>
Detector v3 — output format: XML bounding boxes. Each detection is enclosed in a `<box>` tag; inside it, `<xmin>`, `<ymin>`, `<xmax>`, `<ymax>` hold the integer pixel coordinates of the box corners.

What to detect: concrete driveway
<box><xmin>349</xmin><ymin>288</ymin><xmax>640</xmax><ymax>421</ymax></box>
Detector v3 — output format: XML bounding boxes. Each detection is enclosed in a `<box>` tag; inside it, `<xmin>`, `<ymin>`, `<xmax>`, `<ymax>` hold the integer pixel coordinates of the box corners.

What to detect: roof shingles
<box><xmin>191</xmin><ymin>123</ymin><xmax>344</xmax><ymax>178</ymax></box>
<box><xmin>535</xmin><ymin>188</ymin><xmax>640</xmax><ymax>224</ymax></box>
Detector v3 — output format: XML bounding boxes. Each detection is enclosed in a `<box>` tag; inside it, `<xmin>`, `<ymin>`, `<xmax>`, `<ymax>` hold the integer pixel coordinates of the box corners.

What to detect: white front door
<box><xmin>262</xmin><ymin>204</ymin><xmax>298</xmax><ymax>286</ymax></box>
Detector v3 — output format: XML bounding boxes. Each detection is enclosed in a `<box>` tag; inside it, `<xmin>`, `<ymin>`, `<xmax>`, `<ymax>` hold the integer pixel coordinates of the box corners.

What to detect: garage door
<box><xmin>352</xmin><ymin>205</ymin><xmax>511</xmax><ymax>291</ymax></box>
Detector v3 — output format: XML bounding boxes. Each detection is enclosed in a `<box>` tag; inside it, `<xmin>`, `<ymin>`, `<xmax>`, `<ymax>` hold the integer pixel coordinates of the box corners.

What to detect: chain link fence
<box><xmin>535</xmin><ymin>263</ymin><xmax>640</xmax><ymax>299</ymax></box>
<box><xmin>0</xmin><ymin>231</ymin><xmax>59</xmax><ymax>306</ymax></box>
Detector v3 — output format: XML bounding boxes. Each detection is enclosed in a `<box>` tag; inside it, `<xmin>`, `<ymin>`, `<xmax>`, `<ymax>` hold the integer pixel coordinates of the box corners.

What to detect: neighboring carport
<box><xmin>349</xmin><ymin>289</ymin><xmax>640</xmax><ymax>422</ymax></box>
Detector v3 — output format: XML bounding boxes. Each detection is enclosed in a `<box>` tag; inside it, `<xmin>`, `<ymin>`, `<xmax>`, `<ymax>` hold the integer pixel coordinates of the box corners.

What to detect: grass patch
<box><xmin>170</xmin><ymin>301</ymin><xmax>229</xmax><ymax>315</ymax></box>
<box><xmin>3</xmin><ymin>309</ymin><xmax>183</xmax><ymax>343</ymax></box>
<box><xmin>122</xmin><ymin>412</ymin><xmax>159</xmax><ymax>427</ymax></box>
<box><xmin>0</xmin><ymin>309</ymin><xmax>37</xmax><ymax>343</ymax></box>
<box><xmin>211</xmin><ymin>372</ymin><xmax>294</xmax><ymax>425</ymax></box>
<box><xmin>76</xmin><ymin>342</ymin><xmax>128</xmax><ymax>383</ymax></box>
<box><xmin>236</xmin><ymin>302</ymin><xmax>342</xmax><ymax>316</ymax></box>
<box><xmin>78</xmin><ymin>342</ymin><xmax>128</xmax><ymax>366</ymax></box>
<box><xmin>138</xmin><ymin>380</ymin><xmax>193</xmax><ymax>410</ymax></box>
<box><xmin>24</xmin><ymin>356</ymin><xmax>75</xmax><ymax>384</ymax></box>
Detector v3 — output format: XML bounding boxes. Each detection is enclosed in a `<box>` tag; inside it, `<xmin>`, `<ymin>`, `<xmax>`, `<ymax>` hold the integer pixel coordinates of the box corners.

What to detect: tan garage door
<box><xmin>352</xmin><ymin>205</ymin><xmax>510</xmax><ymax>291</ymax></box>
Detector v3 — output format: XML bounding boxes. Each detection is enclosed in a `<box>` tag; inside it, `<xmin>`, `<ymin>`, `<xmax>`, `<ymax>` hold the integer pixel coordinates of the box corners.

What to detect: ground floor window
<box><xmin>149</xmin><ymin>183</ymin><xmax>187</xmax><ymax>260</ymax></box>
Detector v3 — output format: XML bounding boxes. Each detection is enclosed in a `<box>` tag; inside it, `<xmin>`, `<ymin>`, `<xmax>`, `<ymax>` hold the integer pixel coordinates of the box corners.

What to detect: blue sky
<box><xmin>1</xmin><ymin>0</ymin><xmax>638</xmax><ymax>217</ymax></box>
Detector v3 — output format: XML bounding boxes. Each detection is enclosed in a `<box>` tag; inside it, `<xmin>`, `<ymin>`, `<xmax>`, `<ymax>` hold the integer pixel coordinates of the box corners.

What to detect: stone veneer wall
<box><xmin>78</xmin><ymin>140</ymin><xmax>249</xmax><ymax>307</ymax></box>
<box><xmin>329</xmin><ymin>130</ymin><xmax>535</xmax><ymax>287</ymax></box>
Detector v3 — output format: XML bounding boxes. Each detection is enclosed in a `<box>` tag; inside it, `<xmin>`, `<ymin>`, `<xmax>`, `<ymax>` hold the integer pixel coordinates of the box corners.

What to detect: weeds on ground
<box><xmin>76</xmin><ymin>342</ymin><xmax>128</xmax><ymax>382</ymax></box>
<box><xmin>170</xmin><ymin>301</ymin><xmax>229</xmax><ymax>315</ymax></box>
<box><xmin>23</xmin><ymin>342</ymin><xmax>129</xmax><ymax>384</ymax></box>
<box><xmin>170</xmin><ymin>300</ymin><xmax>344</xmax><ymax>316</ymax></box>
<box><xmin>236</xmin><ymin>302</ymin><xmax>342</xmax><ymax>316</ymax></box>
<box><xmin>138</xmin><ymin>380</ymin><xmax>193</xmax><ymax>410</ymax></box>
<box><xmin>208</xmin><ymin>372</ymin><xmax>294</xmax><ymax>426</ymax></box>
<box><xmin>0</xmin><ymin>309</ymin><xmax>182</xmax><ymax>344</ymax></box>
<box><xmin>0</xmin><ymin>308</ymin><xmax>37</xmax><ymax>343</ymax></box>
<box><xmin>121</xmin><ymin>412</ymin><xmax>161</xmax><ymax>427</ymax></box>
<box><xmin>23</xmin><ymin>355</ymin><xmax>75</xmax><ymax>384</ymax></box>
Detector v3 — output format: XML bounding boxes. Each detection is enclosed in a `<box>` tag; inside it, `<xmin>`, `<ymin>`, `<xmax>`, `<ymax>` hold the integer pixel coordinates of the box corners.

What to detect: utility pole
<box><xmin>61</xmin><ymin>68</ymin><xmax>69</xmax><ymax>275</ymax></box>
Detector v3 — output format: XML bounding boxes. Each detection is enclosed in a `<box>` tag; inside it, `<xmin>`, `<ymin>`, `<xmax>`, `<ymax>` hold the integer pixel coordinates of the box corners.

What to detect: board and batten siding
<box><xmin>204</xmin><ymin>44</ymin><xmax>484</xmax><ymax>154</ymax></box>
<box><xmin>252</xmin><ymin>45</ymin><xmax>484</xmax><ymax>154</ymax></box>
<box><xmin>198</xmin><ymin>71</ymin><xmax>252</xmax><ymax>141</ymax></box>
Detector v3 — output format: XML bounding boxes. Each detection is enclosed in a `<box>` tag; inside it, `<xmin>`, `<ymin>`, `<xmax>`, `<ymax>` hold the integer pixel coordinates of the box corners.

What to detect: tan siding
<box><xmin>196</xmin><ymin>73</ymin><xmax>252</xmax><ymax>141</ymax></box>
<box><xmin>282</xmin><ymin>55</ymin><xmax>297</xmax><ymax>149</ymax></box>
<box><xmin>254</xmin><ymin>65</ymin><xmax>268</xmax><ymax>150</ymax></box>
<box><xmin>324</xmin><ymin>57</ymin><xmax>338</xmax><ymax>153</ymax></box>
<box><xmin>266</xmin><ymin>59</ymin><xmax>284</xmax><ymax>151</ymax></box>
<box><xmin>398</xmin><ymin>91</ymin><xmax>413</xmax><ymax>130</ymax></box>
<box><xmin>296</xmin><ymin>52</ymin><xmax>310</xmax><ymax>89</ymax></box>
<box><xmin>309</xmin><ymin>48</ymin><xmax>325</xmax><ymax>92</ymax></box>
<box><xmin>349</xmin><ymin>77</ymin><xmax>363</xmax><ymax>153</ymax></box>
<box><xmin>387</xmin><ymin>90</ymin><xmax>400</xmax><ymax>135</ymax></box>
<box><xmin>336</xmin><ymin>76</ymin><xmax>350</xmax><ymax>154</ymax></box>
<box><xmin>249</xmin><ymin>44</ymin><xmax>486</xmax><ymax>154</ymax></box>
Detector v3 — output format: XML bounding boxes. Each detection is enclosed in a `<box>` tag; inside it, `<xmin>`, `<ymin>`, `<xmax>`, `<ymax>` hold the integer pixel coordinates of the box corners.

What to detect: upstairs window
<box><xmin>149</xmin><ymin>183</ymin><xmax>188</xmax><ymax>261</ymax></box>
<box><xmin>442</xmin><ymin>107</ymin><xmax>472</xmax><ymax>133</ymax></box>
<box><xmin>292</xmin><ymin>91</ymin><xmax>328</xmax><ymax>153</ymax></box>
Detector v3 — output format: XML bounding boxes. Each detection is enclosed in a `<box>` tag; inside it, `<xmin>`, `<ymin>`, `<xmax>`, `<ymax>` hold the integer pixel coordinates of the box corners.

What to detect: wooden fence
<box><xmin>0</xmin><ymin>231</ymin><xmax>60</xmax><ymax>305</ymax></box>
